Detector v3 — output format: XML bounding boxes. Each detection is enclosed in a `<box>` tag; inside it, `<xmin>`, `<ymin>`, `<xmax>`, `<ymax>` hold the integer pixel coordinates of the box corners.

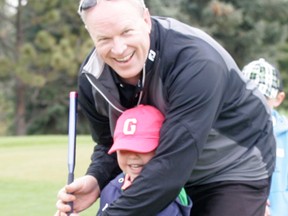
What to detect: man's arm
<box><xmin>78</xmin><ymin>74</ymin><xmax>121</xmax><ymax>189</ymax></box>
<box><xmin>102</xmin><ymin>56</ymin><xmax>228</xmax><ymax>215</ymax></box>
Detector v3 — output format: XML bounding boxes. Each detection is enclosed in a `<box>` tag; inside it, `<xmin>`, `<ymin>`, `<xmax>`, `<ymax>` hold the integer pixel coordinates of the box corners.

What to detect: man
<box><xmin>55</xmin><ymin>0</ymin><xmax>276</xmax><ymax>215</ymax></box>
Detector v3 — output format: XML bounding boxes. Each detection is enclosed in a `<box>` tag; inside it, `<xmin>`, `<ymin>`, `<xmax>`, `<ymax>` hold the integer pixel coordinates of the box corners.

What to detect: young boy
<box><xmin>242</xmin><ymin>58</ymin><xmax>288</xmax><ymax>216</ymax></box>
<box><xmin>97</xmin><ymin>105</ymin><xmax>192</xmax><ymax>216</ymax></box>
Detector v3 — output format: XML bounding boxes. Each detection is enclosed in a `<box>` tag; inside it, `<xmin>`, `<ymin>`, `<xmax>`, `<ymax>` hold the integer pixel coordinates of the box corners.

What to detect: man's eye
<box><xmin>98</xmin><ymin>38</ymin><xmax>108</xmax><ymax>42</ymax></box>
<box><xmin>123</xmin><ymin>29</ymin><xmax>132</xmax><ymax>34</ymax></box>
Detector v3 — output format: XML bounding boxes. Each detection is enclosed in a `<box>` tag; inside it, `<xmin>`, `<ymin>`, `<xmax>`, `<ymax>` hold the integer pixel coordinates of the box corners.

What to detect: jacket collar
<box><xmin>145</xmin><ymin>17</ymin><xmax>159</xmax><ymax>75</ymax></box>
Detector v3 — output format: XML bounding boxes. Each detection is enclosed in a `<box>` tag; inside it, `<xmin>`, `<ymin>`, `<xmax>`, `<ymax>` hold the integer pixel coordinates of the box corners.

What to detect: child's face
<box><xmin>117</xmin><ymin>150</ymin><xmax>155</xmax><ymax>182</ymax></box>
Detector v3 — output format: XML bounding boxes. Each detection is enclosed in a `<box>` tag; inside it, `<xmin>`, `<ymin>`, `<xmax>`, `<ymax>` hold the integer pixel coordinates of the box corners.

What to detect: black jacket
<box><xmin>78</xmin><ymin>16</ymin><xmax>276</xmax><ymax>216</ymax></box>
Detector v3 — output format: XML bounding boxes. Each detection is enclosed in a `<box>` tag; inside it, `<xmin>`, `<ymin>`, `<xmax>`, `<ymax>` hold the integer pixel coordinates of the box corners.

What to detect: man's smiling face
<box><xmin>85</xmin><ymin>0</ymin><xmax>152</xmax><ymax>85</ymax></box>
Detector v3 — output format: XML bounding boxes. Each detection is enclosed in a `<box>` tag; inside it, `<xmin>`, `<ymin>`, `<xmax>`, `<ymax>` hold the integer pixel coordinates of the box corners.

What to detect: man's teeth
<box><xmin>116</xmin><ymin>53</ymin><xmax>132</xmax><ymax>62</ymax></box>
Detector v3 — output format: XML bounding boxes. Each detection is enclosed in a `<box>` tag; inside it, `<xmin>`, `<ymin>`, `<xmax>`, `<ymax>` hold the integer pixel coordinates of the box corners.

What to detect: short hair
<box><xmin>78</xmin><ymin>0</ymin><xmax>146</xmax><ymax>23</ymax></box>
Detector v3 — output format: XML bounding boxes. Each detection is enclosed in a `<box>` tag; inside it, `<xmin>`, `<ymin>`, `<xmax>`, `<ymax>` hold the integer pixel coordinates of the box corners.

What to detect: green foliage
<box><xmin>0</xmin><ymin>82</ymin><xmax>14</xmax><ymax>135</ymax></box>
<box><xmin>182</xmin><ymin>0</ymin><xmax>288</xmax><ymax>66</ymax></box>
<box><xmin>0</xmin><ymin>57</ymin><xmax>13</xmax><ymax>78</ymax></box>
<box><xmin>181</xmin><ymin>0</ymin><xmax>288</xmax><ymax>110</ymax></box>
<box><xmin>146</xmin><ymin>0</ymin><xmax>189</xmax><ymax>22</ymax></box>
<box><xmin>277</xmin><ymin>40</ymin><xmax>288</xmax><ymax>110</ymax></box>
<box><xmin>21</xmin><ymin>43</ymin><xmax>37</xmax><ymax>60</ymax></box>
<box><xmin>0</xmin><ymin>0</ymin><xmax>91</xmax><ymax>135</ymax></box>
<box><xmin>35</xmin><ymin>30</ymin><xmax>56</xmax><ymax>50</ymax></box>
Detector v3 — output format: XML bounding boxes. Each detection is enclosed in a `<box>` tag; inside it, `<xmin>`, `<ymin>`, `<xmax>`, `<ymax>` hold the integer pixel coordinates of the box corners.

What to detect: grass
<box><xmin>0</xmin><ymin>135</ymin><xmax>99</xmax><ymax>216</ymax></box>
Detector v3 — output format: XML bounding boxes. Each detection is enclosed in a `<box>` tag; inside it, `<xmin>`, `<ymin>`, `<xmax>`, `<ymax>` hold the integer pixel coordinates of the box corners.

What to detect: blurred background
<box><xmin>1</xmin><ymin>0</ymin><xmax>288</xmax><ymax>215</ymax></box>
<box><xmin>1</xmin><ymin>0</ymin><xmax>288</xmax><ymax>136</ymax></box>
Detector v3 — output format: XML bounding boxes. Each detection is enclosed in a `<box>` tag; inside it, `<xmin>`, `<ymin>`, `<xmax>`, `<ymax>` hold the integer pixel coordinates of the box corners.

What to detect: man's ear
<box><xmin>143</xmin><ymin>8</ymin><xmax>152</xmax><ymax>33</ymax></box>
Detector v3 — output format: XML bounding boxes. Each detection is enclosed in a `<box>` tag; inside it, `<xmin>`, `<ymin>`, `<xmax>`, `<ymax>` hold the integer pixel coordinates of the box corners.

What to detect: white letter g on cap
<box><xmin>123</xmin><ymin>118</ymin><xmax>137</xmax><ymax>135</ymax></box>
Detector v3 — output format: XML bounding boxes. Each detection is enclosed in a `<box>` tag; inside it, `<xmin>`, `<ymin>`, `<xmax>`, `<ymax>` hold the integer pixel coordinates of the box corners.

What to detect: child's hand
<box><xmin>121</xmin><ymin>174</ymin><xmax>133</xmax><ymax>190</ymax></box>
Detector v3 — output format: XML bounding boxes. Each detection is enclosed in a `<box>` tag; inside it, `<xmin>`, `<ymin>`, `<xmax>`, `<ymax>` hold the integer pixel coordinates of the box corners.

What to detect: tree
<box><xmin>181</xmin><ymin>0</ymin><xmax>288</xmax><ymax>110</ymax></box>
<box><xmin>0</xmin><ymin>0</ymin><xmax>20</xmax><ymax>135</ymax></box>
<box><xmin>0</xmin><ymin>0</ymin><xmax>92</xmax><ymax>135</ymax></box>
<box><xmin>146</xmin><ymin>0</ymin><xmax>189</xmax><ymax>22</ymax></box>
<box><xmin>182</xmin><ymin>0</ymin><xmax>288</xmax><ymax>66</ymax></box>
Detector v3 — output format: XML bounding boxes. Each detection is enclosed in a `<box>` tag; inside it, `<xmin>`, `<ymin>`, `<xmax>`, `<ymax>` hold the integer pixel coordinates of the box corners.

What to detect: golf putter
<box><xmin>67</xmin><ymin>91</ymin><xmax>78</xmax><ymax>215</ymax></box>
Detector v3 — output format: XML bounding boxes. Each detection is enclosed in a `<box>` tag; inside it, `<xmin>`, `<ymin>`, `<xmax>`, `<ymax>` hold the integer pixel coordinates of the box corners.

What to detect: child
<box><xmin>97</xmin><ymin>105</ymin><xmax>192</xmax><ymax>216</ymax></box>
<box><xmin>242</xmin><ymin>58</ymin><xmax>288</xmax><ymax>216</ymax></box>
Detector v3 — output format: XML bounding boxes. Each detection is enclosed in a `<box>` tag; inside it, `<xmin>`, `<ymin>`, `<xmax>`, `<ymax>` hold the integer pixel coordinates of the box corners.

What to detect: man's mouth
<box><xmin>115</xmin><ymin>52</ymin><xmax>134</xmax><ymax>63</ymax></box>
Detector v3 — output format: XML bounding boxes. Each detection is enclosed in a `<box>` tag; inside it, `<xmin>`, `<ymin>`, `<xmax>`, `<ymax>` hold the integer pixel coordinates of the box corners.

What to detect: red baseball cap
<box><xmin>108</xmin><ymin>105</ymin><xmax>164</xmax><ymax>154</ymax></box>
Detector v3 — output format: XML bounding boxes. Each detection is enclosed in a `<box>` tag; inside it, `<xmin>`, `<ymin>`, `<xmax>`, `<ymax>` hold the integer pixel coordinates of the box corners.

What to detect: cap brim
<box><xmin>108</xmin><ymin>138</ymin><xmax>158</xmax><ymax>154</ymax></box>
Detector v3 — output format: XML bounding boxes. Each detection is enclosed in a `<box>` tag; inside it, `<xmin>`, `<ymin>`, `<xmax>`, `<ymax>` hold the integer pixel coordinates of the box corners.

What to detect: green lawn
<box><xmin>0</xmin><ymin>135</ymin><xmax>99</xmax><ymax>216</ymax></box>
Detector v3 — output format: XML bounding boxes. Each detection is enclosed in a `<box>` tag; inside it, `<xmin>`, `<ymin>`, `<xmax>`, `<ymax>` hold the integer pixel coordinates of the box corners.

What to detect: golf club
<box><xmin>67</xmin><ymin>91</ymin><xmax>78</xmax><ymax>215</ymax></box>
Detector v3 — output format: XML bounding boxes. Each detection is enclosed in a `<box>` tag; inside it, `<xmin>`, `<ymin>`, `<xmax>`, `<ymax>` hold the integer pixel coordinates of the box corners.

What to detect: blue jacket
<box><xmin>97</xmin><ymin>173</ymin><xmax>192</xmax><ymax>216</ymax></box>
<box><xmin>269</xmin><ymin>110</ymin><xmax>288</xmax><ymax>216</ymax></box>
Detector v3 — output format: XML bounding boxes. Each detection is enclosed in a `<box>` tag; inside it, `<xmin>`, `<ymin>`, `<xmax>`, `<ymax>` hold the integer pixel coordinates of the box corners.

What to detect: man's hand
<box><xmin>55</xmin><ymin>175</ymin><xmax>100</xmax><ymax>215</ymax></box>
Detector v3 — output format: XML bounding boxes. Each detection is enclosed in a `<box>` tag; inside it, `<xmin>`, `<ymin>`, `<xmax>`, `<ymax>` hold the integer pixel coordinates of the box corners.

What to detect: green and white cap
<box><xmin>242</xmin><ymin>58</ymin><xmax>283</xmax><ymax>99</ymax></box>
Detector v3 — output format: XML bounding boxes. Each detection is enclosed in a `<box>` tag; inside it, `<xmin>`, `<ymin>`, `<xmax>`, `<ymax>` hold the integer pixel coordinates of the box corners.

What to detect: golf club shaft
<box><xmin>67</xmin><ymin>91</ymin><xmax>78</xmax><ymax>215</ymax></box>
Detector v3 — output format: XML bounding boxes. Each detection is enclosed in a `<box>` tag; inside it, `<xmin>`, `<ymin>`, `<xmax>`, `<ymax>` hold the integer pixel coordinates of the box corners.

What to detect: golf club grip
<box><xmin>67</xmin><ymin>201</ymin><xmax>73</xmax><ymax>215</ymax></box>
<box><xmin>67</xmin><ymin>172</ymin><xmax>74</xmax><ymax>215</ymax></box>
<box><xmin>68</xmin><ymin>172</ymin><xmax>74</xmax><ymax>184</ymax></box>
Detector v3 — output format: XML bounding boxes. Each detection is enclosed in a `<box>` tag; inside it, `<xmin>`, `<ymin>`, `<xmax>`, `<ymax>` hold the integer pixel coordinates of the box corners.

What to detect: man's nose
<box><xmin>111</xmin><ymin>37</ymin><xmax>127</xmax><ymax>55</ymax></box>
